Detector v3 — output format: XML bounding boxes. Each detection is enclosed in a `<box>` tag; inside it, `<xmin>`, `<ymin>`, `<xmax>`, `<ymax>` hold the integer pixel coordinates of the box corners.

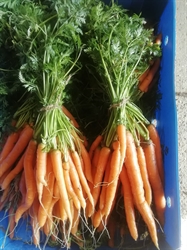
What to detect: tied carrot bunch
<box><xmin>82</xmin><ymin>1</ymin><xmax>165</xmax><ymax>249</ymax></box>
<box><xmin>0</xmin><ymin>0</ymin><xmax>95</xmax><ymax>248</ymax></box>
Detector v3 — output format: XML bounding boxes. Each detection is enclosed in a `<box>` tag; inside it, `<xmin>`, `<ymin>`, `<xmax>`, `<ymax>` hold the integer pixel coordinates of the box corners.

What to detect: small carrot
<box><xmin>87</xmin><ymin>146</ymin><xmax>111</xmax><ymax>217</ymax></box>
<box><xmin>89</xmin><ymin>135</ymin><xmax>103</xmax><ymax>160</ymax></box>
<box><xmin>18</xmin><ymin>170</ymin><xmax>26</xmax><ymax>205</ymax></box>
<box><xmin>69</xmin><ymin>156</ymin><xmax>86</xmax><ymax>211</ymax></box>
<box><xmin>99</xmin><ymin>154</ymin><xmax>111</xmax><ymax>210</ymax></box>
<box><xmin>120</xmin><ymin>165</ymin><xmax>138</xmax><ymax>241</ymax></box>
<box><xmin>0</xmin><ymin>125</ymin><xmax>33</xmax><ymax>178</ymax></box>
<box><xmin>50</xmin><ymin>150</ymin><xmax>72</xmax><ymax>228</ymax></box>
<box><xmin>30</xmin><ymin>197</ymin><xmax>40</xmax><ymax>247</ymax></box>
<box><xmin>79</xmin><ymin>141</ymin><xmax>93</xmax><ymax>184</ymax></box>
<box><xmin>117</xmin><ymin>124</ymin><xmax>127</xmax><ymax>172</ymax></box>
<box><xmin>147</xmin><ymin>123</ymin><xmax>164</xmax><ymax>185</ymax></box>
<box><xmin>0</xmin><ymin>131</ymin><xmax>20</xmax><ymax>164</ymax></box>
<box><xmin>137</xmin><ymin>145</ymin><xmax>152</xmax><ymax>206</ymax></box>
<box><xmin>125</xmin><ymin>131</ymin><xmax>145</xmax><ymax>205</ymax></box>
<box><xmin>143</xmin><ymin>140</ymin><xmax>166</xmax><ymax>227</ymax></box>
<box><xmin>36</xmin><ymin>142</ymin><xmax>47</xmax><ymax>202</ymax></box>
<box><xmin>1</xmin><ymin>153</ymin><xmax>25</xmax><ymax>190</ymax></box>
<box><xmin>14</xmin><ymin>139</ymin><xmax>37</xmax><ymax>224</ymax></box>
<box><xmin>138</xmin><ymin>67</ymin><xmax>150</xmax><ymax>83</ymax></box>
<box><xmin>102</xmin><ymin>142</ymin><xmax>121</xmax><ymax>218</ymax></box>
<box><xmin>37</xmin><ymin>154</ymin><xmax>55</xmax><ymax>228</ymax></box>
<box><xmin>63</xmin><ymin>160</ymin><xmax>81</xmax><ymax>211</ymax></box>
<box><xmin>62</xmin><ymin>105</ymin><xmax>79</xmax><ymax>128</ymax></box>
<box><xmin>91</xmin><ymin>146</ymin><xmax>101</xmax><ymax>178</ymax></box>
<box><xmin>71</xmin><ymin>150</ymin><xmax>94</xmax><ymax>212</ymax></box>
<box><xmin>8</xmin><ymin>206</ymin><xmax>16</xmax><ymax>239</ymax></box>
<box><xmin>138</xmin><ymin>58</ymin><xmax>161</xmax><ymax>93</ymax></box>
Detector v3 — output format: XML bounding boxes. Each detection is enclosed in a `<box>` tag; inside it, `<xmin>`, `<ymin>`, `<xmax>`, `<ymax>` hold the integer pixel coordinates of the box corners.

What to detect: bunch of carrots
<box><xmin>0</xmin><ymin>0</ymin><xmax>166</xmax><ymax>250</ymax></box>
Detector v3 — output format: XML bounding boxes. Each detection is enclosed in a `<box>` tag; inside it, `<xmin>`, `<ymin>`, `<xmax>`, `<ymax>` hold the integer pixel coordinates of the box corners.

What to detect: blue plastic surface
<box><xmin>0</xmin><ymin>0</ymin><xmax>180</xmax><ymax>249</ymax></box>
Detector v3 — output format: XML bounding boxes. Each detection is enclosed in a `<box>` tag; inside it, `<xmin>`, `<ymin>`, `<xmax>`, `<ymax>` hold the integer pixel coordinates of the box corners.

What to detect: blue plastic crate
<box><xmin>0</xmin><ymin>0</ymin><xmax>180</xmax><ymax>249</ymax></box>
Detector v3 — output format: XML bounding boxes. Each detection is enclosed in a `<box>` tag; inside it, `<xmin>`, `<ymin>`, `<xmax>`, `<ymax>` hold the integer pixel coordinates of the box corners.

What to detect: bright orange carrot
<box><xmin>63</xmin><ymin>160</ymin><xmax>81</xmax><ymax>211</ymax></box>
<box><xmin>120</xmin><ymin>165</ymin><xmax>138</xmax><ymax>241</ymax></box>
<box><xmin>89</xmin><ymin>135</ymin><xmax>103</xmax><ymax>160</ymax></box>
<box><xmin>91</xmin><ymin>146</ymin><xmax>101</xmax><ymax>178</ymax></box>
<box><xmin>62</xmin><ymin>105</ymin><xmax>79</xmax><ymax>128</ymax></box>
<box><xmin>117</xmin><ymin>124</ymin><xmax>126</xmax><ymax>171</ymax></box>
<box><xmin>36</xmin><ymin>143</ymin><xmax>47</xmax><ymax>202</ymax></box>
<box><xmin>138</xmin><ymin>58</ymin><xmax>160</xmax><ymax>93</ymax></box>
<box><xmin>37</xmin><ymin>154</ymin><xmax>55</xmax><ymax>228</ymax></box>
<box><xmin>71</xmin><ymin>150</ymin><xmax>94</xmax><ymax>213</ymax></box>
<box><xmin>125</xmin><ymin>131</ymin><xmax>145</xmax><ymax>205</ymax></box>
<box><xmin>102</xmin><ymin>142</ymin><xmax>121</xmax><ymax>218</ymax></box>
<box><xmin>99</xmin><ymin>154</ymin><xmax>111</xmax><ymax>210</ymax></box>
<box><xmin>30</xmin><ymin>197</ymin><xmax>40</xmax><ymax>247</ymax></box>
<box><xmin>69</xmin><ymin>156</ymin><xmax>86</xmax><ymax>211</ymax></box>
<box><xmin>50</xmin><ymin>150</ymin><xmax>72</xmax><ymax>228</ymax></box>
<box><xmin>1</xmin><ymin>153</ymin><xmax>25</xmax><ymax>190</ymax></box>
<box><xmin>138</xmin><ymin>67</ymin><xmax>150</xmax><ymax>83</ymax></box>
<box><xmin>125</xmin><ymin>131</ymin><xmax>158</xmax><ymax>248</ymax></box>
<box><xmin>0</xmin><ymin>125</ymin><xmax>33</xmax><ymax>178</ymax></box>
<box><xmin>0</xmin><ymin>132</ymin><xmax>20</xmax><ymax>163</ymax></box>
<box><xmin>79</xmin><ymin>141</ymin><xmax>93</xmax><ymax>184</ymax></box>
<box><xmin>136</xmin><ymin>145</ymin><xmax>152</xmax><ymax>206</ymax></box>
<box><xmin>14</xmin><ymin>140</ymin><xmax>37</xmax><ymax>223</ymax></box>
<box><xmin>87</xmin><ymin>147</ymin><xmax>111</xmax><ymax>217</ymax></box>
<box><xmin>147</xmin><ymin>123</ymin><xmax>164</xmax><ymax>185</ymax></box>
<box><xmin>143</xmin><ymin>140</ymin><xmax>166</xmax><ymax>227</ymax></box>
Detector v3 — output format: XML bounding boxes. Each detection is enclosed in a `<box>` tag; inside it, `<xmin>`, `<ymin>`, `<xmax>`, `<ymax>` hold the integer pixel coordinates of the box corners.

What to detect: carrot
<box><xmin>79</xmin><ymin>141</ymin><xmax>93</xmax><ymax>184</ymax></box>
<box><xmin>69</xmin><ymin>156</ymin><xmax>86</xmax><ymax>211</ymax></box>
<box><xmin>1</xmin><ymin>184</ymin><xmax>10</xmax><ymax>203</ymax></box>
<box><xmin>62</xmin><ymin>105</ymin><xmax>79</xmax><ymax>128</ymax></box>
<box><xmin>14</xmin><ymin>139</ymin><xmax>37</xmax><ymax>224</ymax></box>
<box><xmin>99</xmin><ymin>154</ymin><xmax>111</xmax><ymax>210</ymax></box>
<box><xmin>125</xmin><ymin>131</ymin><xmax>158</xmax><ymax>248</ymax></box>
<box><xmin>138</xmin><ymin>67</ymin><xmax>150</xmax><ymax>83</ymax></box>
<box><xmin>91</xmin><ymin>146</ymin><xmax>101</xmax><ymax>178</ymax></box>
<box><xmin>102</xmin><ymin>142</ymin><xmax>121</xmax><ymax>218</ymax></box>
<box><xmin>18</xmin><ymin>170</ymin><xmax>26</xmax><ymax>205</ymax></box>
<box><xmin>30</xmin><ymin>197</ymin><xmax>40</xmax><ymax>247</ymax></box>
<box><xmin>143</xmin><ymin>140</ymin><xmax>166</xmax><ymax>227</ymax></box>
<box><xmin>58</xmin><ymin>198</ymin><xmax>68</xmax><ymax>222</ymax></box>
<box><xmin>63</xmin><ymin>160</ymin><xmax>81</xmax><ymax>211</ymax></box>
<box><xmin>147</xmin><ymin>123</ymin><xmax>164</xmax><ymax>185</ymax></box>
<box><xmin>36</xmin><ymin>142</ymin><xmax>47</xmax><ymax>202</ymax></box>
<box><xmin>120</xmin><ymin>165</ymin><xmax>138</xmax><ymax>241</ymax></box>
<box><xmin>50</xmin><ymin>150</ymin><xmax>72</xmax><ymax>229</ymax></box>
<box><xmin>1</xmin><ymin>153</ymin><xmax>25</xmax><ymax>190</ymax></box>
<box><xmin>117</xmin><ymin>124</ymin><xmax>126</xmax><ymax>171</ymax></box>
<box><xmin>137</xmin><ymin>201</ymin><xmax>159</xmax><ymax>249</ymax></box>
<box><xmin>125</xmin><ymin>131</ymin><xmax>145</xmax><ymax>205</ymax></box>
<box><xmin>87</xmin><ymin>146</ymin><xmax>111</xmax><ymax>217</ymax></box>
<box><xmin>89</xmin><ymin>135</ymin><xmax>103</xmax><ymax>160</ymax></box>
<box><xmin>37</xmin><ymin>154</ymin><xmax>55</xmax><ymax>228</ymax></box>
<box><xmin>71</xmin><ymin>150</ymin><xmax>94</xmax><ymax>213</ymax></box>
<box><xmin>136</xmin><ymin>145</ymin><xmax>152</xmax><ymax>206</ymax></box>
<box><xmin>0</xmin><ymin>125</ymin><xmax>33</xmax><ymax>178</ymax></box>
<box><xmin>0</xmin><ymin>132</ymin><xmax>20</xmax><ymax>163</ymax></box>
<box><xmin>138</xmin><ymin>58</ymin><xmax>160</xmax><ymax>93</ymax></box>
<box><xmin>0</xmin><ymin>169</ymin><xmax>11</xmax><ymax>187</ymax></box>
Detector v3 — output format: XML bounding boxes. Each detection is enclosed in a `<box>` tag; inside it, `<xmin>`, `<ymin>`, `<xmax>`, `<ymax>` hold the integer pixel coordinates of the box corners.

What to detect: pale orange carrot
<box><xmin>62</xmin><ymin>105</ymin><xmax>79</xmax><ymax>128</ymax></box>
<box><xmin>0</xmin><ymin>125</ymin><xmax>33</xmax><ymax>178</ymax></box>
<box><xmin>14</xmin><ymin>139</ymin><xmax>37</xmax><ymax>224</ymax></box>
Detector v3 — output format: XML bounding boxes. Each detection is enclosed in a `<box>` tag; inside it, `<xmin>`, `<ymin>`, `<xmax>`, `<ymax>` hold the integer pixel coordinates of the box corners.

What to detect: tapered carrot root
<box><xmin>0</xmin><ymin>125</ymin><xmax>33</xmax><ymax>178</ymax></box>
<box><xmin>125</xmin><ymin>131</ymin><xmax>159</xmax><ymax>248</ymax></box>
<box><xmin>137</xmin><ymin>145</ymin><xmax>152</xmax><ymax>206</ymax></box>
<box><xmin>138</xmin><ymin>58</ymin><xmax>160</xmax><ymax>93</ymax></box>
<box><xmin>143</xmin><ymin>140</ymin><xmax>166</xmax><ymax>227</ymax></box>
<box><xmin>120</xmin><ymin>165</ymin><xmax>138</xmax><ymax>241</ymax></box>
<box><xmin>89</xmin><ymin>135</ymin><xmax>103</xmax><ymax>160</ymax></box>
<box><xmin>147</xmin><ymin>123</ymin><xmax>164</xmax><ymax>185</ymax></box>
<box><xmin>14</xmin><ymin>139</ymin><xmax>37</xmax><ymax>224</ymax></box>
